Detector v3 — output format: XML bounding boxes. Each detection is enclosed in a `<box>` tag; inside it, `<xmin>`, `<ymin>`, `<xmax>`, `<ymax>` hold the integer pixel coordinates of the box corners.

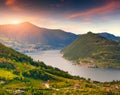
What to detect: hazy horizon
<box><xmin>0</xmin><ymin>21</ymin><xmax>119</xmax><ymax>36</ymax></box>
<box><xmin>0</xmin><ymin>0</ymin><xmax>120</xmax><ymax>35</ymax></box>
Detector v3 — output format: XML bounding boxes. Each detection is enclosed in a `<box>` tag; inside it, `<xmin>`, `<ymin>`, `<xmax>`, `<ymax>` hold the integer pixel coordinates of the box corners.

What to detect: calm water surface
<box><xmin>26</xmin><ymin>50</ymin><xmax>120</xmax><ymax>82</ymax></box>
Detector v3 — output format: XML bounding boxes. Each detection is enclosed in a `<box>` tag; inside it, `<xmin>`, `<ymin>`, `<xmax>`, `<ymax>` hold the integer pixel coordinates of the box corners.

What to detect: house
<box><xmin>13</xmin><ymin>89</ymin><xmax>25</xmax><ymax>94</ymax></box>
<box><xmin>42</xmin><ymin>82</ymin><xmax>51</xmax><ymax>88</ymax></box>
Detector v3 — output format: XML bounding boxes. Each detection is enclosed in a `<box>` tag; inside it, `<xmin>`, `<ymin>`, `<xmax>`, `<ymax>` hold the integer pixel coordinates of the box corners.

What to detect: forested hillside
<box><xmin>62</xmin><ymin>32</ymin><xmax>120</xmax><ymax>68</ymax></box>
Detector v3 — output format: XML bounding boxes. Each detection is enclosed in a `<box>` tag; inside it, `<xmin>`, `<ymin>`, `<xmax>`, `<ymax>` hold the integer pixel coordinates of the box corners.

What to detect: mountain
<box><xmin>0</xmin><ymin>34</ymin><xmax>24</xmax><ymax>51</ymax></box>
<box><xmin>62</xmin><ymin>32</ymin><xmax>120</xmax><ymax>68</ymax></box>
<box><xmin>99</xmin><ymin>32</ymin><xmax>120</xmax><ymax>40</ymax></box>
<box><xmin>0</xmin><ymin>42</ymin><xmax>119</xmax><ymax>94</ymax></box>
<box><xmin>0</xmin><ymin>22</ymin><xmax>78</xmax><ymax>51</ymax></box>
<box><xmin>0</xmin><ymin>42</ymin><xmax>77</xmax><ymax>94</ymax></box>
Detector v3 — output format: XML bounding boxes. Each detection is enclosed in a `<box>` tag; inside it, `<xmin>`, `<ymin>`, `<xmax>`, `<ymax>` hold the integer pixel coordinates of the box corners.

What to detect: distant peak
<box><xmin>87</xmin><ymin>31</ymin><xmax>94</xmax><ymax>34</ymax></box>
<box><xmin>85</xmin><ymin>31</ymin><xmax>96</xmax><ymax>36</ymax></box>
<box><xmin>20</xmin><ymin>22</ymin><xmax>33</xmax><ymax>25</ymax></box>
<box><xmin>18</xmin><ymin>22</ymin><xmax>39</xmax><ymax>28</ymax></box>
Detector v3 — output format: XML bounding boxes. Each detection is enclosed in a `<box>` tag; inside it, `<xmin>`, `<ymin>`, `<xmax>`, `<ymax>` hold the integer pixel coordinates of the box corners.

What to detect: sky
<box><xmin>0</xmin><ymin>0</ymin><xmax>120</xmax><ymax>35</ymax></box>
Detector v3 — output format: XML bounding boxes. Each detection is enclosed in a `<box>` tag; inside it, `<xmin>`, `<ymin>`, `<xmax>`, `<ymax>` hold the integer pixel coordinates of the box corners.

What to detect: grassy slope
<box><xmin>62</xmin><ymin>32</ymin><xmax>120</xmax><ymax>68</ymax></box>
<box><xmin>0</xmin><ymin>42</ymin><xmax>119</xmax><ymax>95</ymax></box>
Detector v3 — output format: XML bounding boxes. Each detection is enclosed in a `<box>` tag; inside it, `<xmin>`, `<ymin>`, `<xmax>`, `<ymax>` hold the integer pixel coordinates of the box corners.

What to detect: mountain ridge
<box><xmin>99</xmin><ymin>32</ymin><xmax>120</xmax><ymax>40</ymax></box>
<box><xmin>0</xmin><ymin>22</ymin><xmax>78</xmax><ymax>51</ymax></box>
<box><xmin>62</xmin><ymin>32</ymin><xmax>120</xmax><ymax>68</ymax></box>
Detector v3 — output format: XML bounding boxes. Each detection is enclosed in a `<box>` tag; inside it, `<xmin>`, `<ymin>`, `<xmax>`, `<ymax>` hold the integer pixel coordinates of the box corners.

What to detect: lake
<box><xmin>26</xmin><ymin>50</ymin><xmax>120</xmax><ymax>82</ymax></box>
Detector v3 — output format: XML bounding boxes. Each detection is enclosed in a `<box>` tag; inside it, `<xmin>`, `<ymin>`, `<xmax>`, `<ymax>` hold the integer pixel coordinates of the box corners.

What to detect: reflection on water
<box><xmin>26</xmin><ymin>50</ymin><xmax>120</xmax><ymax>82</ymax></box>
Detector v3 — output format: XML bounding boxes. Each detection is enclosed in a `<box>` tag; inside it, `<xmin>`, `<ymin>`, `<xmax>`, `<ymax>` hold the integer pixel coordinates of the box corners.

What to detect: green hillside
<box><xmin>0</xmin><ymin>42</ymin><xmax>120</xmax><ymax>95</ymax></box>
<box><xmin>62</xmin><ymin>32</ymin><xmax>120</xmax><ymax>68</ymax></box>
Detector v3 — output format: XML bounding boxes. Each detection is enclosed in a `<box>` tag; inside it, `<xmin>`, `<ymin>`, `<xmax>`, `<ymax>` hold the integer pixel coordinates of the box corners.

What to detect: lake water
<box><xmin>26</xmin><ymin>50</ymin><xmax>120</xmax><ymax>82</ymax></box>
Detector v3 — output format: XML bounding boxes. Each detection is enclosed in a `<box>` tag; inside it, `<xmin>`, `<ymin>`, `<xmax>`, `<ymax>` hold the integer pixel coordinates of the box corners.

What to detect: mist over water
<box><xmin>26</xmin><ymin>50</ymin><xmax>120</xmax><ymax>82</ymax></box>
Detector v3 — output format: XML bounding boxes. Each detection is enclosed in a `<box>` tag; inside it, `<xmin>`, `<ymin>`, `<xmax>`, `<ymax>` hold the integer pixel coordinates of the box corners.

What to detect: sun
<box><xmin>11</xmin><ymin>20</ymin><xmax>21</xmax><ymax>24</ymax></box>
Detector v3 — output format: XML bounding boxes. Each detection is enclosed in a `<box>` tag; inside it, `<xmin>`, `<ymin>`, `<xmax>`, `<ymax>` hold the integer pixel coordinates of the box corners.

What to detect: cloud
<box><xmin>5</xmin><ymin>0</ymin><xmax>22</xmax><ymax>11</ymax></box>
<box><xmin>68</xmin><ymin>1</ymin><xmax>120</xmax><ymax>18</ymax></box>
<box><xmin>5</xmin><ymin>0</ymin><xmax>16</xmax><ymax>6</ymax></box>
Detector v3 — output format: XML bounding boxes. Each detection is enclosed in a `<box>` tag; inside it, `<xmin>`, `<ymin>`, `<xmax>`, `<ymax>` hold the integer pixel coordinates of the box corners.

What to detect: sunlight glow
<box><xmin>11</xmin><ymin>20</ymin><xmax>21</xmax><ymax>24</ymax></box>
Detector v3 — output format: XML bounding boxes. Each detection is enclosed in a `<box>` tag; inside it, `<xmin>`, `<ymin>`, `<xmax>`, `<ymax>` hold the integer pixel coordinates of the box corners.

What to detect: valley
<box><xmin>27</xmin><ymin>50</ymin><xmax>120</xmax><ymax>82</ymax></box>
<box><xmin>0</xmin><ymin>42</ymin><xmax>119</xmax><ymax>95</ymax></box>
